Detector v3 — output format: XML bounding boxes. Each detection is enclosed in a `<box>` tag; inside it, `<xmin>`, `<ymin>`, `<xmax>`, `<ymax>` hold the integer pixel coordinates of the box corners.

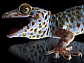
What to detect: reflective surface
<box><xmin>8</xmin><ymin>38</ymin><xmax>84</xmax><ymax>63</ymax></box>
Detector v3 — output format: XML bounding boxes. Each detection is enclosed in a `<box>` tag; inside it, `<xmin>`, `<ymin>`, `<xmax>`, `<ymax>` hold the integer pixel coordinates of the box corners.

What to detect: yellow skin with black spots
<box><xmin>2</xmin><ymin>3</ymin><xmax>84</xmax><ymax>60</ymax></box>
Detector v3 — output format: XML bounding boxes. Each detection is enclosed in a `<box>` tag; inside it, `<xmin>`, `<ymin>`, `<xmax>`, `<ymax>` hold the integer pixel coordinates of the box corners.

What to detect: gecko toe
<box><xmin>53</xmin><ymin>52</ymin><xmax>60</xmax><ymax>59</ymax></box>
<box><xmin>60</xmin><ymin>51</ymin><xmax>72</xmax><ymax>60</ymax></box>
<box><xmin>45</xmin><ymin>50</ymin><xmax>54</xmax><ymax>55</ymax></box>
<box><xmin>68</xmin><ymin>51</ymin><xmax>82</xmax><ymax>57</ymax></box>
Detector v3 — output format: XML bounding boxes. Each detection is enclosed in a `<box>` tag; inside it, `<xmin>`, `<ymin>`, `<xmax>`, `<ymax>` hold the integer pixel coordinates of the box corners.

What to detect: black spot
<box><xmin>45</xmin><ymin>15</ymin><xmax>47</xmax><ymax>20</ymax></box>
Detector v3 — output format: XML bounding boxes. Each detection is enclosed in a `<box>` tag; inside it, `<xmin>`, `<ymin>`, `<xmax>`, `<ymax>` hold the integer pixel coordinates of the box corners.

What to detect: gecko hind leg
<box><xmin>45</xmin><ymin>29</ymin><xmax>82</xmax><ymax>60</ymax></box>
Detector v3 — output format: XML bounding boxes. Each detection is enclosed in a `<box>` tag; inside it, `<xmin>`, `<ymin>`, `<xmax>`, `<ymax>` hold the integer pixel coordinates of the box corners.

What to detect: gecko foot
<box><xmin>45</xmin><ymin>46</ymin><xmax>82</xmax><ymax>60</ymax></box>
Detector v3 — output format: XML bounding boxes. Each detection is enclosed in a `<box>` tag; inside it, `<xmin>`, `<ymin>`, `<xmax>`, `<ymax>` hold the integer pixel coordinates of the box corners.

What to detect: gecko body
<box><xmin>2</xmin><ymin>3</ymin><xmax>84</xmax><ymax>60</ymax></box>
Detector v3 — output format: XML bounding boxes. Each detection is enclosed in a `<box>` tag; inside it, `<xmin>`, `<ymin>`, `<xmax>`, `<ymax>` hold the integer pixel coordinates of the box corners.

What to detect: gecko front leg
<box><xmin>45</xmin><ymin>29</ymin><xmax>82</xmax><ymax>60</ymax></box>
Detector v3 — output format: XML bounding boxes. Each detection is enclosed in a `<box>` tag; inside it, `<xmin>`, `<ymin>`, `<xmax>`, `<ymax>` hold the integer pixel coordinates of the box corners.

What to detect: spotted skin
<box><xmin>51</xmin><ymin>5</ymin><xmax>84</xmax><ymax>35</ymax></box>
<box><xmin>2</xmin><ymin>3</ymin><xmax>84</xmax><ymax>60</ymax></box>
<box><xmin>2</xmin><ymin>5</ymin><xmax>52</xmax><ymax>39</ymax></box>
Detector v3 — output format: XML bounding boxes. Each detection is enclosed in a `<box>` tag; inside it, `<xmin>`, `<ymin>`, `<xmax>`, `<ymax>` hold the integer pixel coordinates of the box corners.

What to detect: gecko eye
<box><xmin>18</xmin><ymin>3</ymin><xmax>32</xmax><ymax>14</ymax></box>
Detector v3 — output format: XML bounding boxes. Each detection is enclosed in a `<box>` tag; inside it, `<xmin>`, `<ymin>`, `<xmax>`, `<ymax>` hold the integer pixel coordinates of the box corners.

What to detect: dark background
<box><xmin>1</xmin><ymin>0</ymin><xmax>84</xmax><ymax>63</ymax></box>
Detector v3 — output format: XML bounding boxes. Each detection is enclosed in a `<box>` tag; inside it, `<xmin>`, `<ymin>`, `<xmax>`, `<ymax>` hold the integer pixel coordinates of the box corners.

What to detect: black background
<box><xmin>1</xmin><ymin>0</ymin><xmax>84</xmax><ymax>63</ymax></box>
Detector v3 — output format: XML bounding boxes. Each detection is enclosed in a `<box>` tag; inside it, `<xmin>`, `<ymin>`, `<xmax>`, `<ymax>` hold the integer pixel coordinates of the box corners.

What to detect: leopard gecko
<box><xmin>2</xmin><ymin>3</ymin><xmax>84</xmax><ymax>60</ymax></box>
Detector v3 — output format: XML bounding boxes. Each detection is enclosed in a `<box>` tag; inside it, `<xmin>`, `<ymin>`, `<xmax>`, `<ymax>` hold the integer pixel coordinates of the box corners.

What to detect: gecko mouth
<box><xmin>3</xmin><ymin>18</ymin><xmax>30</xmax><ymax>37</ymax></box>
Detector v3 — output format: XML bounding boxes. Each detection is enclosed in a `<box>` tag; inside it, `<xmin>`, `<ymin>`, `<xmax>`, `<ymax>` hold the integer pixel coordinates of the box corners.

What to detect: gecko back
<box><xmin>51</xmin><ymin>5</ymin><xmax>84</xmax><ymax>36</ymax></box>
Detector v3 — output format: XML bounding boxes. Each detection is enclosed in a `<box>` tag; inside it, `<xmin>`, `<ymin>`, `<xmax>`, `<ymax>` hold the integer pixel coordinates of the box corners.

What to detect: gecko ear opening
<box><xmin>18</xmin><ymin>3</ymin><xmax>32</xmax><ymax>15</ymax></box>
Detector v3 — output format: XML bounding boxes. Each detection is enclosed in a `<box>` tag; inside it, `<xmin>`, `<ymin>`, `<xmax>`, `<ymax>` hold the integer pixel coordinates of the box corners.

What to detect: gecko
<box><xmin>2</xmin><ymin>3</ymin><xmax>84</xmax><ymax>60</ymax></box>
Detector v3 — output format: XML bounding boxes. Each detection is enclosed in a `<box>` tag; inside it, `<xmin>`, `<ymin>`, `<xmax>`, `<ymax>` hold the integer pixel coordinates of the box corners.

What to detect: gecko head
<box><xmin>2</xmin><ymin>3</ymin><xmax>52</xmax><ymax>39</ymax></box>
<box><xmin>2</xmin><ymin>3</ymin><xmax>32</xmax><ymax>19</ymax></box>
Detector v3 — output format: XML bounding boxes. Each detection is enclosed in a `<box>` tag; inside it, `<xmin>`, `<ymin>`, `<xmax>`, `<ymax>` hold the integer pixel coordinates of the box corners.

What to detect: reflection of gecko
<box><xmin>9</xmin><ymin>38</ymin><xmax>84</xmax><ymax>63</ymax></box>
<box><xmin>2</xmin><ymin>3</ymin><xmax>84</xmax><ymax>60</ymax></box>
